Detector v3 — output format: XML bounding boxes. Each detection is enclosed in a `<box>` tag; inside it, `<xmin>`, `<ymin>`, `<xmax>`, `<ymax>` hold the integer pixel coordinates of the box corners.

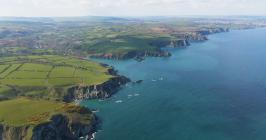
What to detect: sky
<box><xmin>0</xmin><ymin>0</ymin><xmax>266</xmax><ymax>17</ymax></box>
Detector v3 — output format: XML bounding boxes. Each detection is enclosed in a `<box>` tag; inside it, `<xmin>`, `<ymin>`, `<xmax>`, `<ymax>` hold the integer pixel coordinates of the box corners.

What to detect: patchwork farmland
<box><xmin>0</xmin><ymin>55</ymin><xmax>113</xmax><ymax>100</ymax></box>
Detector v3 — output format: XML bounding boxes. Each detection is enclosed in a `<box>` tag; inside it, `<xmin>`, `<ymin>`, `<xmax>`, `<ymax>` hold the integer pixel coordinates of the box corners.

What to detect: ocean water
<box><xmin>82</xmin><ymin>28</ymin><xmax>266</xmax><ymax>140</ymax></box>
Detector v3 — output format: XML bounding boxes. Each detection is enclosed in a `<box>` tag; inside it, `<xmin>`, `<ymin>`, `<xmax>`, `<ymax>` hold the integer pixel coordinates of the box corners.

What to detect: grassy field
<box><xmin>19</xmin><ymin>63</ymin><xmax>53</xmax><ymax>72</ymax></box>
<box><xmin>0</xmin><ymin>65</ymin><xmax>10</xmax><ymax>73</ymax></box>
<box><xmin>0</xmin><ymin>98</ymin><xmax>65</xmax><ymax>126</ymax></box>
<box><xmin>0</xmin><ymin>85</ymin><xmax>10</xmax><ymax>95</ymax></box>
<box><xmin>0</xmin><ymin>55</ymin><xmax>113</xmax><ymax>98</ymax></box>
<box><xmin>49</xmin><ymin>66</ymin><xmax>75</xmax><ymax>78</ymax></box>
<box><xmin>0</xmin><ymin>64</ymin><xmax>21</xmax><ymax>78</ymax></box>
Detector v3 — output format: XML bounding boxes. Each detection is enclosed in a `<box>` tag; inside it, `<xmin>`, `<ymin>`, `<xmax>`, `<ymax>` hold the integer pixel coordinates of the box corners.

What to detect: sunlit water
<box><xmin>82</xmin><ymin>28</ymin><xmax>266</xmax><ymax>140</ymax></box>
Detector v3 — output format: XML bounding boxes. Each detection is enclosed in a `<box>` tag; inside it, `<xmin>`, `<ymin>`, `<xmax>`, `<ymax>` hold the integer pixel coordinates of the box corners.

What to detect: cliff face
<box><xmin>0</xmin><ymin>125</ymin><xmax>31</xmax><ymax>140</ymax></box>
<box><xmin>90</xmin><ymin>50</ymin><xmax>171</xmax><ymax>60</ymax></box>
<box><xmin>65</xmin><ymin>75</ymin><xmax>130</xmax><ymax>101</ymax></box>
<box><xmin>196</xmin><ymin>27</ymin><xmax>229</xmax><ymax>35</ymax></box>
<box><xmin>32</xmin><ymin>114</ymin><xmax>97</xmax><ymax>140</ymax></box>
<box><xmin>170</xmin><ymin>39</ymin><xmax>190</xmax><ymax>48</ymax></box>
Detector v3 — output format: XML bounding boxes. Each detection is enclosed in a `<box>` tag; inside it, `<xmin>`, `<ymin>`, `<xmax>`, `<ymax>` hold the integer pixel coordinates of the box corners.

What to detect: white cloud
<box><xmin>0</xmin><ymin>0</ymin><xmax>265</xmax><ymax>17</ymax></box>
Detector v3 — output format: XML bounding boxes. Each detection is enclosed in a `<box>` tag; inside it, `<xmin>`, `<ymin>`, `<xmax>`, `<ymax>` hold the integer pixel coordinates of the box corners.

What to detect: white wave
<box><xmin>115</xmin><ymin>100</ymin><xmax>123</xmax><ymax>103</ymax></box>
<box><xmin>134</xmin><ymin>93</ymin><xmax>140</xmax><ymax>96</ymax></box>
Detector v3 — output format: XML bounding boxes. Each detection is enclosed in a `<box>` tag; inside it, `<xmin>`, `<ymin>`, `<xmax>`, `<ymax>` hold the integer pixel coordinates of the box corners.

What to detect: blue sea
<box><xmin>83</xmin><ymin>28</ymin><xmax>266</xmax><ymax>140</ymax></box>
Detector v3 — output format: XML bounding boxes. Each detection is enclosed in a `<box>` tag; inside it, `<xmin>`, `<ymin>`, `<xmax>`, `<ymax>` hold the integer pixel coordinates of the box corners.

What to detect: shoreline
<box><xmin>88</xmin><ymin>27</ymin><xmax>230</xmax><ymax>60</ymax></box>
<box><xmin>84</xmin><ymin>27</ymin><xmax>264</xmax><ymax>140</ymax></box>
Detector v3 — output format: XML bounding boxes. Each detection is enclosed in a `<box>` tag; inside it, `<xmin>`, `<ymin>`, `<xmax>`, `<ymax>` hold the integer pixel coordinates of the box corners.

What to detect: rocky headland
<box><xmin>0</xmin><ymin>56</ymin><xmax>130</xmax><ymax>140</ymax></box>
<box><xmin>90</xmin><ymin>27</ymin><xmax>230</xmax><ymax>60</ymax></box>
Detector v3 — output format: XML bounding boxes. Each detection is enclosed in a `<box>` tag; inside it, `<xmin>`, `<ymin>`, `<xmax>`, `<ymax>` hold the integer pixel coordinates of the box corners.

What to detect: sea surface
<box><xmin>83</xmin><ymin>28</ymin><xmax>266</xmax><ymax>140</ymax></box>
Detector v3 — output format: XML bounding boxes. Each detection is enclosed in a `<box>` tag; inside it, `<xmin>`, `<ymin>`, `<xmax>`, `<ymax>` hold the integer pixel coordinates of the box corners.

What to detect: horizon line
<box><xmin>1</xmin><ymin>15</ymin><xmax>266</xmax><ymax>18</ymax></box>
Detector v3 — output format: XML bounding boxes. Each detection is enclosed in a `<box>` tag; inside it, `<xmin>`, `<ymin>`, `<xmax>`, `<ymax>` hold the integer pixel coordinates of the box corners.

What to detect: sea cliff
<box><xmin>65</xmin><ymin>75</ymin><xmax>130</xmax><ymax>101</ymax></box>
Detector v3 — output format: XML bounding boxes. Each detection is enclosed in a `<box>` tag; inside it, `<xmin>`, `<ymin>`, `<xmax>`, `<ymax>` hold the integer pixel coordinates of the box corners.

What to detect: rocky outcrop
<box><xmin>170</xmin><ymin>39</ymin><xmax>190</xmax><ymax>48</ymax></box>
<box><xmin>0</xmin><ymin>125</ymin><xmax>31</xmax><ymax>140</ymax></box>
<box><xmin>32</xmin><ymin>114</ymin><xmax>97</xmax><ymax>140</ymax></box>
<box><xmin>185</xmin><ymin>33</ymin><xmax>208</xmax><ymax>42</ymax></box>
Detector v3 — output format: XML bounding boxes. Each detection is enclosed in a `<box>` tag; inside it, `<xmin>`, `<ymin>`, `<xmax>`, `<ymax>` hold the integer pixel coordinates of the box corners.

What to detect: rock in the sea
<box><xmin>134</xmin><ymin>80</ymin><xmax>143</xmax><ymax>84</ymax></box>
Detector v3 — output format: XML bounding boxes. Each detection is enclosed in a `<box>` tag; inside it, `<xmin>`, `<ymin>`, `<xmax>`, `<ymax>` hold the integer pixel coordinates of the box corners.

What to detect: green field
<box><xmin>0</xmin><ymin>64</ymin><xmax>21</xmax><ymax>78</ymax></box>
<box><xmin>0</xmin><ymin>65</ymin><xmax>10</xmax><ymax>73</ymax></box>
<box><xmin>0</xmin><ymin>55</ymin><xmax>113</xmax><ymax>99</ymax></box>
<box><xmin>19</xmin><ymin>63</ymin><xmax>53</xmax><ymax>72</ymax></box>
<box><xmin>0</xmin><ymin>98</ymin><xmax>65</xmax><ymax>126</ymax></box>
<box><xmin>6</xmin><ymin>71</ymin><xmax>48</xmax><ymax>79</ymax></box>
<box><xmin>49</xmin><ymin>66</ymin><xmax>75</xmax><ymax>78</ymax></box>
<box><xmin>0</xmin><ymin>85</ymin><xmax>10</xmax><ymax>95</ymax></box>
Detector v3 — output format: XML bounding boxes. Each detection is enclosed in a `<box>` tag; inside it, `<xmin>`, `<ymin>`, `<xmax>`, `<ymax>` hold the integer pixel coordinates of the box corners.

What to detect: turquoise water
<box><xmin>83</xmin><ymin>28</ymin><xmax>266</xmax><ymax>140</ymax></box>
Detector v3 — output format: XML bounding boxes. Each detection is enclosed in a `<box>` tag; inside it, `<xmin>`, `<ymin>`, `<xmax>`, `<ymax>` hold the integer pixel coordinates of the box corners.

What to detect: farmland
<box><xmin>0</xmin><ymin>55</ymin><xmax>113</xmax><ymax>99</ymax></box>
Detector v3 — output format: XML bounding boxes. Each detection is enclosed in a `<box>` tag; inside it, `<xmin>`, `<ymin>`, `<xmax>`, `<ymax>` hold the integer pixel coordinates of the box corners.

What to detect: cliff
<box><xmin>0</xmin><ymin>125</ymin><xmax>31</xmax><ymax>140</ymax></box>
<box><xmin>31</xmin><ymin>113</ymin><xmax>97</xmax><ymax>140</ymax></box>
<box><xmin>170</xmin><ymin>39</ymin><xmax>190</xmax><ymax>47</ymax></box>
<box><xmin>90</xmin><ymin>50</ymin><xmax>171</xmax><ymax>60</ymax></box>
<box><xmin>65</xmin><ymin>75</ymin><xmax>130</xmax><ymax>101</ymax></box>
<box><xmin>196</xmin><ymin>27</ymin><xmax>229</xmax><ymax>35</ymax></box>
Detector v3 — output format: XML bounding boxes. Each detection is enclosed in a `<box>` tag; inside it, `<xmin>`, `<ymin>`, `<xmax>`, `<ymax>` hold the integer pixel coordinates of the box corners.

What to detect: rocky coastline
<box><xmin>90</xmin><ymin>27</ymin><xmax>229</xmax><ymax>60</ymax></box>
<box><xmin>65</xmin><ymin>75</ymin><xmax>130</xmax><ymax>102</ymax></box>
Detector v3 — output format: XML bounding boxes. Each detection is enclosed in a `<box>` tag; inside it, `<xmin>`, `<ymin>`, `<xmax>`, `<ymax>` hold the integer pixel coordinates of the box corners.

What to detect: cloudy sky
<box><xmin>0</xmin><ymin>0</ymin><xmax>266</xmax><ymax>17</ymax></box>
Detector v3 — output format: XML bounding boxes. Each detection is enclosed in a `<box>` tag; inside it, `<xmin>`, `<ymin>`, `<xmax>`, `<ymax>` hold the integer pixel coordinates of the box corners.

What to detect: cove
<box><xmin>82</xmin><ymin>28</ymin><xmax>266</xmax><ymax>140</ymax></box>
